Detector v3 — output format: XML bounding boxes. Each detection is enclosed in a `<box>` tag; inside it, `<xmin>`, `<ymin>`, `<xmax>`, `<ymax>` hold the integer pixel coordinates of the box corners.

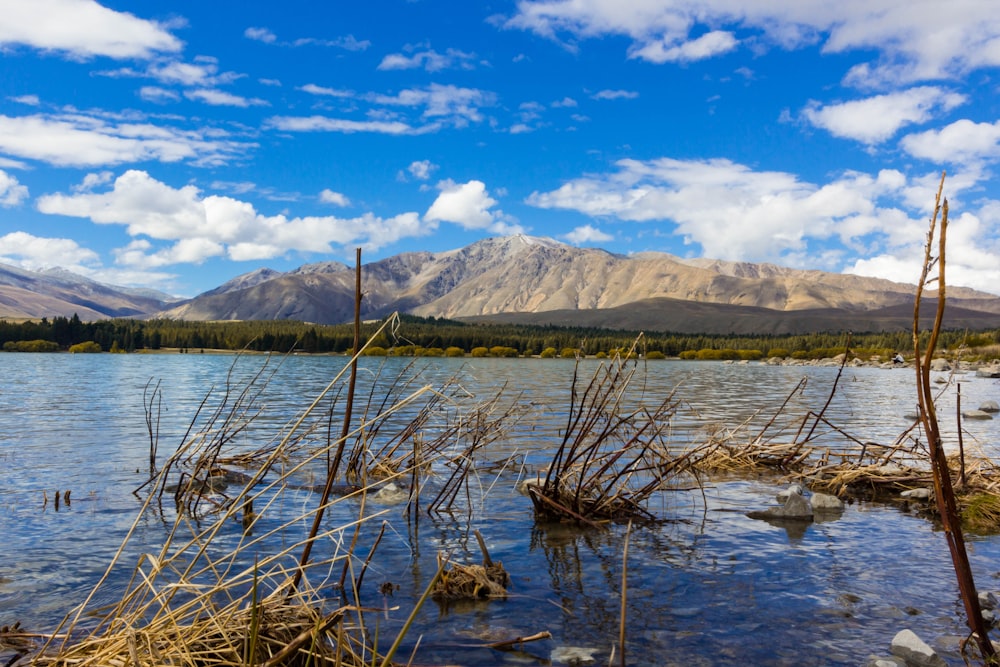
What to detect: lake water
<box><xmin>1</xmin><ymin>352</ymin><xmax>999</xmax><ymax>666</ymax></box>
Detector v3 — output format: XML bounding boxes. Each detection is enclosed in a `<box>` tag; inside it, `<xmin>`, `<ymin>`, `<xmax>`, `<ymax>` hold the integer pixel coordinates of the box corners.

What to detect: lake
<box><xmin>1</xmin><ymin>352</ymin><xmax>999</xmax><ymax>666</ymax></box>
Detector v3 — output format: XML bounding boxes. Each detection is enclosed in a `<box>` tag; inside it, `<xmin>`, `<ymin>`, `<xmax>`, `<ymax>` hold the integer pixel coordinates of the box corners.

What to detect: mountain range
<box><xmin>4</xmin><ymin>234</ymin><xmax>1000</xmax><ymax>335</ymax></box>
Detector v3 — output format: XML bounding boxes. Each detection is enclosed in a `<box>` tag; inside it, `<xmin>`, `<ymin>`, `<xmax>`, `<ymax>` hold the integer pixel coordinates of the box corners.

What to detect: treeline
<box><xmin>1</xmin><ymin>313</ymin><xmax>998</xmax><ymax>359</ymax></box>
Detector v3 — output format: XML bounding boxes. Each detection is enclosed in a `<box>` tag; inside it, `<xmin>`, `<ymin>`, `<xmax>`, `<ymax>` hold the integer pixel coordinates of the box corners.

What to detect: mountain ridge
<box><xmin>3</xmin><ymin>234</ymin><xmax>1000</xmax><ymax>335</ymax></box>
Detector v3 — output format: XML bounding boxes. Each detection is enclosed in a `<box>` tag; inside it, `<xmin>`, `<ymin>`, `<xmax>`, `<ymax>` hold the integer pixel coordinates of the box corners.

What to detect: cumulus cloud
<box><xmin>0</xmin><ymin>0</ymin><xmax>181</xmax><ymax>59</ymax></box>
<box><xmin>505</xmin><ymin>0</ymin><xmax>1000</xmax><ymax>84</ymax></box>
<box><xmin>0</xmin><ymin>170</ymin><xmax>29</xmax><ymax>206</ymax></box>
<box><xmin>802</xmin><ymin>87</ymin><xmax>967</xmax><ymax>144</ymax></box>
<box><xmin>36</xmin><ymin>170</ymin><xmax>434</xmax><ymax>269</ymax></box>
<box><xmin>319</xmin><ymin>189</ymin><xmax>350</xmax><ymax>207</ymax></box>
<box><xmin>245</xmin><ymin>27</ymin><xmax>277</xmax><ymax>44</ymax></box>
<box><xmin>0</xmin><ymin>113</ymin><xmax>252</xmax><ymax>167</ymax></box>
<box><xmin>0</xmin><ymin>230</ymin><xmax>100</xmax><ymax>269</ymax></box>
<box><xmin>407</xmin><ymin>160</ymin><xmax>437</xmax><ymax>180</ymax></box>
<box><xmin>900</xmin><ymin>119</ymin><xmax>1000</xmax><ymax>166</ymax></box>
<box><xmin>526</xmin><ymin>157</ymin><xmax>917</xmax><ymax>262</ymax></box>
<box><xmin>629</xmin><ymin>30</ymin><xmax>738</xmax><ymax>63</ymax></box>
<box><xmin>424</xmin><ymin>179</ymin><xmax>523</xmax><ymax>234</ymax></box>
<box><xmin>564</xmin><ymin>224</ymin><xmax>613</xmax><ymax>244</ymax></box>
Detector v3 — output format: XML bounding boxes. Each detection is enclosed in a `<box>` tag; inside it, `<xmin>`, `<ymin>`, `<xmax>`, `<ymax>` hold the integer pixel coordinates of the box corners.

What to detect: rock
<box><xmin>550</xmin><ymin>646</ymin><xmax>598</xmax><ymax>664</ymax></box>
<box><xmin>904</xmin><ymin>413</ymin><xmax>920</xmax><ymax>421</ymax></box>
<box><xmin>865</xmin><ymin>656</ymin><xmax>907</xmax><ymax>667</ymax></box>
<box><xmin>890</xmin><ymin>629</ymin><xmax>946</xmax><ymax>667</ymax></box>
<box><xmin>929</xmin><ymin>358</ymin><xmax>951</xmax><ymax>371</ymax></box>
<box><xmin>933</xmin><ymin>376</ymin><xmax>948</xmax><ymax>384</ymax></box>
<box><xmin>776</xmin><ymin>483</ymin><xmax>804</xmax><ymax>503</ymax></box>
<box><xmin>901</xmin><ymin>488</ymin><xmax>932</xmax><ymax>500</ymax></box>
<box><xmin>371</xmin><ymin>482</ymin><xmax>410</xmax><ymax>504</ymax></box>
<box><xmin>811</xmin><ymin>492</ymin><xmax>845</xmax><ymax>510</ymax></box>
<box><xmin>980</xmin><ymin>591</ymin><xmax>998</xmax><ymax>610</ymax></box>
<box><xmin>747</xmin><ymin>490</ymin><xmax>813</xmax><ymax>521</ymax></box>
<box><xmin>976</xmin><ymin>367</ymin><xmax>1000</xmax><ymax>378</ymax></box>
<box><xmin>979</xmin><ymin>400</ymin><xmax>1000</xmax><ymax>413</ymax></box>
<box><xmin>963</xmin><ymin>409</ymin><xmax>994</xmax><ymax>420</ymax></box>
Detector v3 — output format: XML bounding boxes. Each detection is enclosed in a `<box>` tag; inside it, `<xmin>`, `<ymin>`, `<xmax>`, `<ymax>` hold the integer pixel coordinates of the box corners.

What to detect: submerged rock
<box><xmin>979</xmin><ymin>400</ymin><xmax>999</xmax><ymax>413</ymax></box>
<box><xmin>747</xmin><ymin>489</ymin><xmax>813</xmax><ymax>521</ymax></box>
<box><xmin>901</xmin><ymin>488</ymin><xmax>932</xmax><ymax>500</ymax></box>
<box><xmin>865</xmin><ymin>656</ymin><xmax>906</xmax><ymax>667</ymax></box>
<box><xmin>963</xmin><ymin>409</ymin><xmax>994</xmax><ymax>420</ymax></box>
<box><xmin>890</xmin><ymin>629</ymin><xmax>946</xmax><ymax>667</ymax></box>
<box><xmin>550</xmin><ymin>646</ymin><xmax>598</xmax><ymax>665</ymax></box>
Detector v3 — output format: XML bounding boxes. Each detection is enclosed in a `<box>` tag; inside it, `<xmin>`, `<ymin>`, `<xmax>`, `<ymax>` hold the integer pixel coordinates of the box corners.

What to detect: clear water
<box><xmin>1</xmin><ymin>353</ymin><xmax>999</xmax><ymax>665</ymax></box>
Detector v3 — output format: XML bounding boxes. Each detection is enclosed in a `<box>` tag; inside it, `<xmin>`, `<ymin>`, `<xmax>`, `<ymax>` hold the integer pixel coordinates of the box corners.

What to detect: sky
<box><xmin>2</xmin><ymin>1</ymin><xmax>1000</xmax><ymax>298</ymax></box>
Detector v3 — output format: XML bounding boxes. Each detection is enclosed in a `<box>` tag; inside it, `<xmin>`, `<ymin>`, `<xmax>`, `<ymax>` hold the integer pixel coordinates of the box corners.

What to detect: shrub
<box><xmin>3</xmin><ymin>339</ymin><xmax>60</xmax><ymax>352</ymax></box>
<box><xmin>540</xmin><ymin>347</ymin><xmax>557</xmax><ymax>358</ymax></box>
<box><xmin>363</xmin><ymin>346</ymin><xmax>388</xmax><ymax>356</ymax></box>
<box><xmin>560</xmin><ymin>347</ymin><xmax>578</xmax><ymax>359</ymax></box>
<box><xmin>766</xmin><ymin>348</ymin><xmax>789</xmax><ymax>359</ymax></box>
<box><xmin>679</xmin><ymin>350</ymin><xmax>698</xmax><ymax>360</ymax></box>
<box><xmin>470</xmin><ymin>347</ymin><xmax>489</xmax><ymax>357</ymax></box>
<box><xmin>69</xmin><ymin>341</ymin><xmax>102</xmax><ymax>353</ymax></box>
<box><xmin>645</xmin><ymin>350</ymin><xmax>666</xmax><ymax>359</ymax></box>
<box><xmin>489</xmin><ymin>346</ymin><xmax>519</xmax><ymax>357</ymax></box>
<box><xmin>445</xmin><ymin>346</ymin><xmax>465</xmax><ymax>357</ymax></box>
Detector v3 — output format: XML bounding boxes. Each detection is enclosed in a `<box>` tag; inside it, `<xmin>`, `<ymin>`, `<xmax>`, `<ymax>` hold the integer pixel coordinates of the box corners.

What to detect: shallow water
<box><xmin>1</xmin><ymin>353</ymin><xmax>999</xmax><ymax>665</ymax></box>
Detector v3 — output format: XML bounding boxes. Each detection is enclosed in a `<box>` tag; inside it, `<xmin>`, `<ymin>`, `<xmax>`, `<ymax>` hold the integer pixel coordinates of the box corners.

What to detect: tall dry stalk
<box><xmin>912</xmin><ymin>172</ymin><xmax>995</xmax><ymax>663</ymax></box>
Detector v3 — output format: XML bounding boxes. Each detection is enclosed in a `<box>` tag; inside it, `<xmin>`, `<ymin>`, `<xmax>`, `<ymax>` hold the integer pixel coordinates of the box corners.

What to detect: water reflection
<box><xmin>1</xmin><ymin>354</ymin><xmax>998</xmax><ymax>666</ymax></box>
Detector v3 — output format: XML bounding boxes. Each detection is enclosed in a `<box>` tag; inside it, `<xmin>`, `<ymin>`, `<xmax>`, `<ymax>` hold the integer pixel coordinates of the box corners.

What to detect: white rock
<box><xmin>890</xmin><ymin>629</ymin><xmax>946</xmax><ymax>667</ymax></box>
<box><xmin>979</xmin><ymin>400</ymin><xmax>999</xmax><ymax>413</ymax></box>
<box><xmin>550</xmin><ymin>646</ymin><xmax>598</xmax><ymax>664</ymax></box>
<box><xmin>811</xmin><ymin>492</ymin><xmax>845</xmax><ymax>510</ymax></box>
<box><xmin>901</xmin><ymin>488</ymin><xmax>932</xmax><ymax>500</ymax></box>
<box><xmin>980</xmin><ymin>591</ymin><xmax>999</xmax><ymax>610</ymax></box>
<box><xmin>963</xmin><ymin>409</ymin><xmax>994</xmax><ymax>420</ymax></box>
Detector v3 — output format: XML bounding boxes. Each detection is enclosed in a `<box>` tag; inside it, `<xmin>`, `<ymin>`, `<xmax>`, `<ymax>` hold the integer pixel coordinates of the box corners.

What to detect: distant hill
<box><xmin>0</xmin><ymin>263</ymin><xmax>178</xmax><ymax>320</ymax></box>
<box><xmin>4</xmin><ymin>235</ymin><xmax>1000</xmax><ymax>335</ymax></box>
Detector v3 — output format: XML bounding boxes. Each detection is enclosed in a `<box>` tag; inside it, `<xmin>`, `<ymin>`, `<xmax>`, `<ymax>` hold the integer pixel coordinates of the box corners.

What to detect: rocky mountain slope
<box><xmin>156</xmin><ymin>235</ymin><xmax>1000</xmax><ymax>332</ymax></box>
<box><xmin>5</xmin><ymin>235</ymin><xmax>1000</xmax><ymax>334</ymax></box>
<box><xmin>0</xmin><ymin>263</ymin><xmax>178</xmax><ymax>320</ymax></box>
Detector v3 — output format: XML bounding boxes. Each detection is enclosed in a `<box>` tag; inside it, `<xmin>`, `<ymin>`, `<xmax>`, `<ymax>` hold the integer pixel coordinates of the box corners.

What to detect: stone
<box><xmin>963</xmin><ymin>409</ymin><xmax>994</xmax><ymax>420</ymax></box>
<box><xmin>550</xmin><ymin>646</ymin><xmax>598</xmax><ymax>664</ymax></box>
<box><xmin>929</xmin><ymin>358</ymin><xmax>951</xmax><ymax>371</ymax></box>
<box><xmin>865</xmin><ymin>657</ymin><xmax>907</xmax><ymax>667</ymax></box>
<box><xmin>747</xmin><ymin>489</ymin><xmax>813</xmax><ymax>521</ymax></box>
<box><xmin>979</xmin><ymin>400</ymin><xmax>1000</xmax><ymax>413</ymax></box>
<box><xmin>776</xmin><ymin>483</ymin><xmax>804</xmax><ymax>503</ymax></box>
<box><xmin>980</xmin><ymin>591</ymin><xmax>999</xmax><ymax>610</ymax></box>
<box><xmin>901</xmin><ymin>488</ymin><xmax>932</xmax><ymax>500</ymax></box>
<box><xmin>976</xmin><ymin>367</ymin><xmax>1000</xmax><ymax>378</ymax></box>
<box><xmin>890</xmin><ymin>629</ymin><xmax>946</xmax><ymax>667</ymax></box>
<box><xmin>811</xmin><ymin>492</ymin><xmax>845</xmax><ymax>510</ymax></box>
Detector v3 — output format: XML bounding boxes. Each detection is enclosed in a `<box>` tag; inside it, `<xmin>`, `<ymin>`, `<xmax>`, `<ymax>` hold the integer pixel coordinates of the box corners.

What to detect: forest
<box><xmin>2</xmin><ymin>312</ymin><xmax>998</xmax><ymax>360</ymax></box>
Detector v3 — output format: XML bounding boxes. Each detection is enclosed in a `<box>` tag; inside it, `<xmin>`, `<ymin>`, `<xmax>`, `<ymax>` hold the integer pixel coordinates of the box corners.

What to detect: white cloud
<box><xmin>319</xmin><ymin>189</ymin><xmax>350</xmax><ymax>207</ymax></box>
<box><xmin>900</xmin><ymin>119</ymin><xmax>1000</xmax><ymax>166</ymax></box>
<box><xmin>0</xmin><ymin>113</ymin><xmax>252</xmax><ymax>167</ymax></box>
<box><xmin>0</xmin><ymin>170</ymin><xmax>28</xmax><ymax>206</ymax></box>
<box><xmin>184</xmin><ymin>89</ymin><xmax>268</xmax><ymax>108</ymax></box>
<box><xmin>378</xmin><ymin>48</ymin><xmax>478</xmax><ymax>72</ymax></box>
<box><xmin>629</xmin><ymin>30</ymin><xmax>738</xmax><ymax>63</ymax></box>
<box><xmin>424</xmin><ymin>179</ymin><xmax>522</xmax><ymax>234</ymax></box>
<box><xmin>300</xmin><ymin>83</ymin><xmax>354</xmax><ymax>98</ymax></box>
<box><xmin>266</xmin><ymin>116</ymin><xmax>414</xmax><ymax>135</ymax></box>
<box><xmin>0</xmin><ymin>0</ymin><xmax>181</xmax><ymax>59</ymax></box>
<box><xmin>245</xmin><ymin>27</ymin><xmax>277</xmax><ymax>44</ymax></box>
<box><xmin>802</xmin><ymin>87</ymin><xmax>966</xmax><ymax>144</ymax></box>
<box><xmin>407</xmin><ymin>160</ymin><xmax>437</xmax><ymax>180</ymax></box>
<box><xmin>506</xmin><ymin>0</ymin><xmax>1000</xmax><ymax>85</ymax></box>
<box><xmin>138</xmin><ymin>86</ymin><xmax>181</xmax><ymax>103</ymax></box>
<box><xmin>564</xmin><ymin>225</ymin><xmax>613</xmax><ymax>244</ymax></box>
<box><xmin>35</xmin><ymin>170</ymin><xmax>434</xmax><ymax>269</ymax></box>
<box><xmin>526</xmin><ymin>157</ymin><xmax>917</xmax><ymax>263</ymax></box>
<box><xmin>369</xmin><ymin>84</ymin><xmax>496</xmax><ymax>125</ymax></box>
<box><xmin>0</xmin><ymin>230</ymin><xmax>100</xmax><ymax>269</ymax></box>
<box><xmin>591</xmin><ymin>89</ymin><xmax>639</xmax><ymax>101</ymax></box>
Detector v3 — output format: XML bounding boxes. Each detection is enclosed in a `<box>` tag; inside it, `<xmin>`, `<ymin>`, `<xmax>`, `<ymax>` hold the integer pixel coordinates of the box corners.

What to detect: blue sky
<box><xmin>1</xmin><ymin>0</ymin><xmax>1000</xmax><ymax>298</ymax></box>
